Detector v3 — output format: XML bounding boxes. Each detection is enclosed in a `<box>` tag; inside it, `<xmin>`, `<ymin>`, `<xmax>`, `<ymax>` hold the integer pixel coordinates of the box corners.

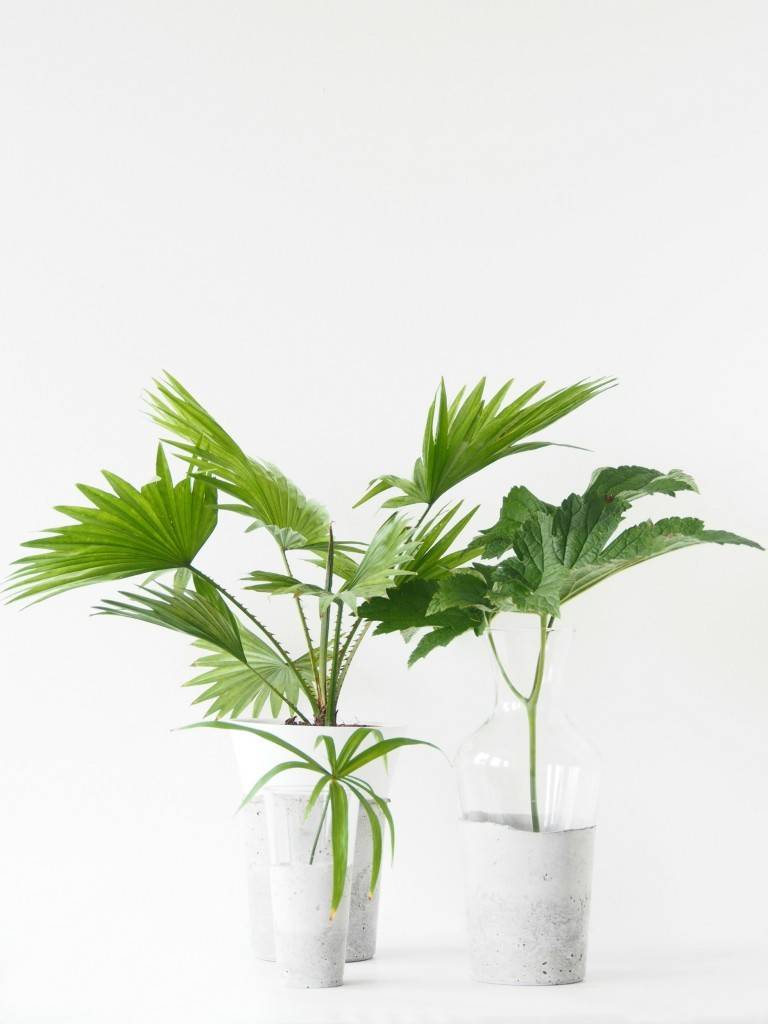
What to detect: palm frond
<box><xmin>96</xmin><ymin>578</ymin><xmax>245</xmax><ymax>658</ymax></box>
<box><xmin>147</xmin><ymin>372</ymin><xmax>329</xmax><ymax>550</ymax></box>
<box><xmin>6</xmin><ymin>446</ymin><xmax>217</xmax><ymax>604</ymax></box>
<box><xmin>186</xmin><ymin>626</ymin><xmax>317</xmax><ymax>719</ymax></box>
<box><xmin>356</xmin><ymin>376</ymin><xmax>615</xmax><ymax>509</ymax></box>
<box><xmin>404</xmin><ymin>502</ymin><xmax>483</xmax><ymax>579</ymax></box>
<box><xmin>338</xmin><ymin>516</ymin><xmax>418</xmax><ymax>607</ymax></box>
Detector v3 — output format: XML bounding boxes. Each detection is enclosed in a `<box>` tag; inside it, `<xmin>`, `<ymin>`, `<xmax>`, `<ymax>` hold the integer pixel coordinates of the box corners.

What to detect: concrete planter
<box><xmin>265</xmin><ymin>788</ymin><xmax>357</xmax><ymax>988</ymax></box>
<box><xmin>461</xmin><ymin>812</ymin><xmax>595</xmax><ymax>985</ymax></box>
<box><xmin>231</xmin><ymin>722</ymin><xmax>397</xmax><ymax>964</ymax></box>
<box><xmin>346</xmin><ymin>800</ymin><xmax>386</xmax><ymax>962</ymax></box>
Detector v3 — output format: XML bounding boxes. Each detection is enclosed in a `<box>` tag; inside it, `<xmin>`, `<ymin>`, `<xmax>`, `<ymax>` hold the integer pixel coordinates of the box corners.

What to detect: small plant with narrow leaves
<box><xmin>180</xmin><ymin>723</ymin><xmax>436</xmax><ymax>916</ymax></box>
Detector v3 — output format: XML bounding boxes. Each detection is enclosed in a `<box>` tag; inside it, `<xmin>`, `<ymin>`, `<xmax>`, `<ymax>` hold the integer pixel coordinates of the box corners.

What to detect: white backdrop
<box><xmin>1</xmin><ymin>3</ymin><xmax>767</xmax><ymax>1022</ymax></box>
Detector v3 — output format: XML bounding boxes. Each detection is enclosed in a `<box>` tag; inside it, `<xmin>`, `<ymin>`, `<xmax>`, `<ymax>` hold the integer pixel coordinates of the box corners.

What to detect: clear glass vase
<box><xmin>456</xmin><ymin>617</ymin><xmax>600</xmax><ymax>985</ymax></box>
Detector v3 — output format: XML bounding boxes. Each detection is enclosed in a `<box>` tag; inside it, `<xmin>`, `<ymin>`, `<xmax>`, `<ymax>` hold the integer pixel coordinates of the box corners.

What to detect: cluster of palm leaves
<box><xmin>6</xmin><ymin>371</ymin><xmax>613</xmax><ymax>726</ymax></box>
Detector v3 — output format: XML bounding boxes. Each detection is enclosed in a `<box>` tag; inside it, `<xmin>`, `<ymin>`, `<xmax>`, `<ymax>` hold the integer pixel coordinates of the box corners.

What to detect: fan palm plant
<box><xmin>6</xmin><ymin>371</ymin><xmax>611</xmax><ymax>726</ymax></box>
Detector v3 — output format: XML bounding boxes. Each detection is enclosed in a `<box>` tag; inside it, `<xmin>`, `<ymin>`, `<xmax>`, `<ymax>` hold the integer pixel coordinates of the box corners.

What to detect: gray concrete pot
<box><xmin>238</xmin><ymin>794</ymin><xmax>383</xmax><ymax>964</ymax></box>
<box><xmin>346</xmin><ymin>801</ymin><xmax>385</xmax><ymax>962</ymax></box>
<box><xmin>265</xmin><ymin>788</ymin><xmax>355</xmax><ymax>988</ymax></box>
<box><xmin>461</xmin><ymin>813</ymin><xmax>595</xmax><ymax>985</ymax></box>
<box><xmin>232</xmin><ymin>723</ymin><xmax>397</xmax><ymax>964</ymax></box>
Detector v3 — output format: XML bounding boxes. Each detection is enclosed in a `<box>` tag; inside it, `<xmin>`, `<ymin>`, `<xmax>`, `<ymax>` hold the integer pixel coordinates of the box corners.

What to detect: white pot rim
<box><xmin>232</xmin><ymin>719</ymin><xmax>406</xmax><ymax>731</ymax></box>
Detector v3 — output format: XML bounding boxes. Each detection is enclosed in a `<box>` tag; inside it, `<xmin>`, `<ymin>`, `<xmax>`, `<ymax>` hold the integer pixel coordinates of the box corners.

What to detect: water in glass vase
<box><xmin>456</xmin><ymin>617</ymin><xmax>600</xmax><ymax>985</ymax></box>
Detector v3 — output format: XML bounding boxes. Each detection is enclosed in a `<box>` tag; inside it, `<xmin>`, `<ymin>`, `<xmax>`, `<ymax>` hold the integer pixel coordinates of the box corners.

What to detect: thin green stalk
<box><xmin>527</xmin><ymin>702</ymin><xmax>539</xmax><ymax>832</ymax></box>
<box><xmin>527</xmin><ymin>614</ymin><xmax>549</xmax><ymax>833</ymax></box>
<box><xmin>280</xmin><ymin>547</ymin><xmax>320</xmax><ymax>687</ymax></box>
<box><xmin>317</xmin><ymin>527</ymin><xmax>335</xmax><ymax>720</ymax></box>
<box><xmin>334</xmin><ymin>618</ymin><xmax>369</xmax><ymax>696</ymax></box>
<box><xmin>191</xmin><ymin>566</ymin><xmax>317</xmax><ymax>720</ymax></box>
<box><xmin>487</xmin><ymin>631</ymin><xmax>526</xmax><ymax>704</ymax></box>
<box><xmin>326</xmin><ymin>600</ymin><xmax>344</xmax><ymax>725</ymax></box>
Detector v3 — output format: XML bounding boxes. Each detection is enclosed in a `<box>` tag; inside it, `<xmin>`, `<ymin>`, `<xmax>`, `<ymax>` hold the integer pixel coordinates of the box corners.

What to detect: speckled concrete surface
<box><xmin>240</xmin><ymin>796</ymin><xmax>275</xmax><ymax>961</ymax></box>
<box><xmin>271</xmin><ymin>863</ymin><xmax>351</xmax><ymax>988</ymax></box>
<box><xmin>461</xmin><ymin>813</ymin><xmax>595</xmax><ymax>986</ymax></box>
<box><xmin>345</xmin><ymin>803</ymin><xmax>383</xmax><ymax>962</ymax></box>
<box><xmin>241</xmin><ymin>797</ymin><xmax>381</xmax><ymax>965</ymax></box>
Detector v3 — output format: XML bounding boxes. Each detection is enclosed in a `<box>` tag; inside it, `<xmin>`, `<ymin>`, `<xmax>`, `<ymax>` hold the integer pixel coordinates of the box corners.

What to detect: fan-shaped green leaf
<box><xmin>356</xmin><ymin>376</ymin><xmax>614</xmax><ymax>509</ymax></box>
<box><xmin>6</xmin><ymin>447</ymin><xmax>217</xmax><ymax>603</ymax></box>
<box><xmin>148</xmin><ymin>373</ymin><xmax>329</xmax><ymax>550</ymax></box>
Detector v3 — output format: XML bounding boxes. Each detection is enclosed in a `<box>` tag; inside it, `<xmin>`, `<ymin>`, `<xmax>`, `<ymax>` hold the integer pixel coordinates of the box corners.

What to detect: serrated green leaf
<box><xmin>491</xmin><ymin>512</ymin><xmax>565</xmax><ymax>616</ymax></box>
<box><xmin>475</xmin><ymin>486</ymin><xmax>555</xmax><ymax>559</ymax></box>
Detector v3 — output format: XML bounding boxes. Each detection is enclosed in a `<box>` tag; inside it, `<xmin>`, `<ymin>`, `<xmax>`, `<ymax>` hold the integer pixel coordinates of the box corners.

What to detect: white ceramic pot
<box><xmin>461</xmin><ymin>812</ymin><xmax>595</xmax><ymax>985</ymax></box>
<box><xmin>231</xmin><ymin>721</ymin><xmax>399</xmax><ymax>964</ymax></box>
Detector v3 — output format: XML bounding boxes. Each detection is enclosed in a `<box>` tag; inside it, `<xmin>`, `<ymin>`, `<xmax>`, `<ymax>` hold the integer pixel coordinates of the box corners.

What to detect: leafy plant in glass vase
<box><xmin>6</xmin><ymin>371</ymin><xmax>612</xmax><ymax>970</ymax></box>
<box><xmin>359</xmin><ymin>464</ymin><xmax>762</xmax><ymax>985</ymax></box>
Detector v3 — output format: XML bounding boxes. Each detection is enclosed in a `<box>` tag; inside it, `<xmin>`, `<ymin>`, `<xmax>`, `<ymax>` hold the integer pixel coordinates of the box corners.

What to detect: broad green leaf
<box><xmin>147</xmin><ymin>373</ymin><xmax>329</xmax><ymax>550</ymax></box>
<box><xmin>390</xmin><ymin>465</ymin><xmax>761</xmax><ymax>660</ymax></box>
<box><xmin>561</xmin><ymin>517</ymin><xmax>763</xmax><ymax>602</ymax></box>
<box><xmin>491</xmin><ymin>512</ymin><xmax>566</xmax><ymax>617</ymax></box>
<box><xmin>425</xmin><ymin>569</ymin><xmax>491</xmax><ymax>615</ymax></box>
<box><xmin>7</xmin><ymin>447</ymin><xmax>217</xmax><ymax>603</ymax></box>
<box><xmin>551</xmin><ymin>492</ymin><xmax>628</xmax><ymax>568</ymax></box>
<box><xmin>358</xmin><ymin>576</ymin><xmax>485</xmax><ymax>639</ymax></box>
<box><xmin>356</xmin><ymin>376</ymin><xmax>614</xmax><ymax>509</ymax></box>
<box><xmin>584</xmin><ymin>466</ymin><xmax>698</xmax><ymax>503</ymax></box>
<box><xmin>476</xmin><ymin>486</ymin><xmax>555</xmax><ymax>559</ymax></box>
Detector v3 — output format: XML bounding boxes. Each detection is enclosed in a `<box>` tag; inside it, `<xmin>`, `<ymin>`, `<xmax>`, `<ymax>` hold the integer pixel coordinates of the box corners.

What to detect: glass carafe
<box><xmin>457</xmin><ymin>617</ymin><xmax>599</xmax><ymax>832</ymax></box>
<box><xmin>456</xmin><ymin>616</ymin><xmax>600</xmax><ymax>985</ymax></box>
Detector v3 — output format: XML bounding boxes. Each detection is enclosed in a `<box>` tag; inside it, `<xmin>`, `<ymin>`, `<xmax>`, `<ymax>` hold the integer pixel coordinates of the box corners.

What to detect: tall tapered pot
<box><xmin>231</xmin><ymin>721</ymin><xmax>398</xmax><ymax>962</ymax></box>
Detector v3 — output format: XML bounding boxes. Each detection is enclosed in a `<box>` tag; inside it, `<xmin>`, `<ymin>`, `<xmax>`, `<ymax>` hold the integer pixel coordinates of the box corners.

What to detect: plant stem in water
<box><xmin>527</xmin><ymin>614</ymin><xmax>550</xmax><ymax>833</ymax></box>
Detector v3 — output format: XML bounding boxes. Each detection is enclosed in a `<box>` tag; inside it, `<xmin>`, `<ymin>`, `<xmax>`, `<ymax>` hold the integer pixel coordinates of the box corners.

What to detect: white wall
<box><xmin>1</xmin><ymin>2</ymin><xmax>766</xmax><ymax>1021</ymax></box>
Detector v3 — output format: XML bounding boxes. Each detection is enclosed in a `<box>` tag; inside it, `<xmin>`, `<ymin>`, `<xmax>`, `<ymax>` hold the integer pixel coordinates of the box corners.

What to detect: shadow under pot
<box><xmin>456</xmin><ymin>619</ymin><xmax>600</xmax><ymax>986</ymax></box>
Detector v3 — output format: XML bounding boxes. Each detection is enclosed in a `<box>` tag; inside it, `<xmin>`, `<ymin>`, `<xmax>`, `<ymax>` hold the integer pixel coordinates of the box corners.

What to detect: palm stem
<box><xmin>280</xmin><ymin>548</ymin><xmax>320</xmax><ymax>686</ymax></box>
<box><xmin>326</xmin><ymin>601</ymin><xmax>344</xmax><ymax>726</ymax></box>
<box><xmin>334</xmin><ymin>619</ymin><xmax>371</xmax><ymax>702</ymax></box>
<box><xmin>317</xmin><ymin>528</ymin><xmax>335</xmax><ymax>720</ymax></box>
